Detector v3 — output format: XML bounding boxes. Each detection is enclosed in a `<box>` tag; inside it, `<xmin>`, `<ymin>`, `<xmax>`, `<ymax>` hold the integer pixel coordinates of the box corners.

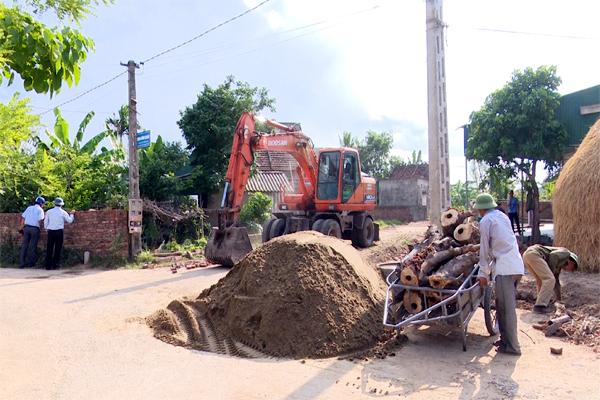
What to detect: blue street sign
<box><xmin>137</xmin><ymin>138</ymin><xmax>151</xmax><ymax>149</ymax></box>
<box><xmin>136</xmin><ymin>130</ymin><xmax>150</xmax><ymax>139</ymax></box>
<box><xmin>136</xmin><ymin>130</ymin><xmax>151</xmax><ymax>149</ymax></box>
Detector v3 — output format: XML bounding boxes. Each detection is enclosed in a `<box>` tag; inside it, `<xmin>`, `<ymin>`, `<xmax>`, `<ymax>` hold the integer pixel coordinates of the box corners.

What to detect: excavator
<box><xmin>205</xmin><ymin>112</ymin><xmax>379</xmax><ymax>266</ymax></box>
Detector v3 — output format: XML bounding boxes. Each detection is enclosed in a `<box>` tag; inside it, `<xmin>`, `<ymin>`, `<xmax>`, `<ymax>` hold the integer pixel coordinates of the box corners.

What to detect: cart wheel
<box><xmin>483</xmin><ymin>286</ymin><xmax>499</xmax><ymax>336</ymax></box>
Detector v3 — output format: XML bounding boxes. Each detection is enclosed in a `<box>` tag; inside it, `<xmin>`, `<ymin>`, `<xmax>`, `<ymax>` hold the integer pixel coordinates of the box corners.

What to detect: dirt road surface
<box><xmin>2</xmin><ymin>225</ymin><xmax>599</xmax><ymax>400</ymax></box>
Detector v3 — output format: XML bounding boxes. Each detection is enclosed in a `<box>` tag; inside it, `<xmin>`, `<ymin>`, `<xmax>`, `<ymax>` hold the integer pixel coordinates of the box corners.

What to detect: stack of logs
<box><xmin>397</xmin><ymin>208</ymin><xmax>481</xmax><ymax>314</ymax></box>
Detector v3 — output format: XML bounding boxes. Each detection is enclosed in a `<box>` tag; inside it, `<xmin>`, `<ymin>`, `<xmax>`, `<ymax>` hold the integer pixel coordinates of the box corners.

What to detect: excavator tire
<box><xmin>205</xmin><ymin>226</ymin><xmax>253</xmax><ymax>267</ymax></box>
<box><xmin>312</xmin><ymin>219</ymin><xmax>325</xmax><ymax>233</ymax></box>
<box><xmin>355</xmin><ymin>217</ymin><xmax>375</xmax><ymax>248</ymax></box>
<box><xmin>320</xmin><ymin>219</ymin><xmax>342</xmax><ymax>239</ymax></box>
<box><xmin>262</xmin><ymin>218</ymin><xmax>276</xmax><ymax>243</ymax></box>
<box><xmin>269</xmin><ymin>218</ymin><xmax>286</xmax><ymax>240</ymax></box>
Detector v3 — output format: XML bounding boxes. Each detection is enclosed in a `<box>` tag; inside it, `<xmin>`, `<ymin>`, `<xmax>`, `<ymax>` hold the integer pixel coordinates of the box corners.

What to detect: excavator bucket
<box><xmin>205</xmin><ymin>226</ymin><xmax>253</xmax><ymax>267</ymax></box>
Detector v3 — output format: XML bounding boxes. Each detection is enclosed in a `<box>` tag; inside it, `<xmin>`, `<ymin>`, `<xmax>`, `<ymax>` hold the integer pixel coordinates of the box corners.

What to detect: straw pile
<box><xmin>553</xmin><ymin>119</ymin><xmax>600</xmax><ymax>272</ymax></box>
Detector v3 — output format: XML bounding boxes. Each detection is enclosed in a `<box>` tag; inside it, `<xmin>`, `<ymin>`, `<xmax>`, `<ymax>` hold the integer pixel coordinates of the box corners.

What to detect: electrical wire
<box><xmin>36</xmin><ymin>0</ymin><xmax>272</xmax><ymax>115</ymax></box>
<box><xmin>37</xmin><ymin>72</ymin><xmax>126</xmax><ymax>115</ymax></box>
<box><xmin>140</xmin><ymin>0</ymin><xmax>272</xmax><ymax>64</ymax></box>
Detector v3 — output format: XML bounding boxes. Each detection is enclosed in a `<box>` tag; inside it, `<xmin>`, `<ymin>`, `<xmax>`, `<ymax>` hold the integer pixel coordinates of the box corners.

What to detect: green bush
<box><xmin>240</xmin><ymin>192</ymin><xmax>272</xmax><ymax>226</ymax></box>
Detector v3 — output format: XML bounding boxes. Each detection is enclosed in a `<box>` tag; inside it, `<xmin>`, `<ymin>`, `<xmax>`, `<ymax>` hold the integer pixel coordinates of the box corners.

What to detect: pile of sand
<box><xmin>148</xmin><ymin>231</ymin><xmax>388</xmax><ymax>358</ymax></box>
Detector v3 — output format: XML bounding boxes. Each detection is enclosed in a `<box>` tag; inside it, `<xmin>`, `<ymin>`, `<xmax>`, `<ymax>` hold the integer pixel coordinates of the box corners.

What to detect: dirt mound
<box><xmin>148</xmin><ymin>231</ymin><xmax>389</xmax><ymax>358</ymax></box>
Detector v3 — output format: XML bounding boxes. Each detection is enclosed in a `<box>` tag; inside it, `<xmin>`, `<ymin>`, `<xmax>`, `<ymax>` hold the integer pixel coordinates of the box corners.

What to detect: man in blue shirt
<box><xmin>19</xmin><ymin>196</ymin><xmax>46</xmax><ymax>268</ymax></box>
<box><xmin>507</xmin><ymin>190</ymin><xmax>522</xmax><ymax>235</ymax></box>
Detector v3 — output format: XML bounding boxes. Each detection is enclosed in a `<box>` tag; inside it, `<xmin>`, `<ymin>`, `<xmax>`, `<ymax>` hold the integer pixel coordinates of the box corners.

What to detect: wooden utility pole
<box><xmin>426</xmin><ymin>0</ymin><xmax>451</xmax><ymax>225</ymax></box>
<box><xmin>122</xmin><ymin>60</ymin><xmax>142</xmax><ymax>257</ymax></box>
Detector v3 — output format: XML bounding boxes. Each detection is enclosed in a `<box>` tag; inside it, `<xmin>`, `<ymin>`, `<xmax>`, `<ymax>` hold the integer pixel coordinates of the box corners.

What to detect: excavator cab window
<box><xmin>342</xmin><ymin>152</ymin><xmax>359</xmax><ymax>202</ymax></box>
<box><xmin>317</xmin><ymin>151</ymin><xmax>340</xmax><ymax>200</ymax></box>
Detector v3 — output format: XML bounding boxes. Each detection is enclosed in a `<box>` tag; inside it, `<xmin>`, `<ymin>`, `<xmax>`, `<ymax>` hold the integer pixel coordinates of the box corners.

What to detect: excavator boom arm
<box><xmin>221</xmin><ymin>112</ymin><xmax>318</xmax><ymax>225</ymax></box>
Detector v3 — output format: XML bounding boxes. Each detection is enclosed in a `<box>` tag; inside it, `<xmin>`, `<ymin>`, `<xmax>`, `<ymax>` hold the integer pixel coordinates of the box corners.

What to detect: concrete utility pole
<box><xmin>122</xmin><ymin>60</ymin><xmax>142</xmax><ymax>257</ymax></box>
<box><xmin>426</xmin><ymin>0</ymin><xmax>451</xmax><ymax>225</ymax></box>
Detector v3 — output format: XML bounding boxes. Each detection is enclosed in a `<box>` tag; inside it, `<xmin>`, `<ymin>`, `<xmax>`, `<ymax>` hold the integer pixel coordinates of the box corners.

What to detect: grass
<box><xmin>375</xmin><ymin>219</ymin><xmax>405</xmax><ymax>229</ymax></box>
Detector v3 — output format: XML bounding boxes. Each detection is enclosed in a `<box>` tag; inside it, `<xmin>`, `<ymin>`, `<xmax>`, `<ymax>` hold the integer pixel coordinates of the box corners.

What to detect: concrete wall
<box><xmin>375</xmin><ymin>178</ymin><xmax>428</xmax><ymax>222</ymax></box>
<box><xmin>0</xmin><ymin>209</ymin><xmax>129</xmax><ymax>258</ymax></box>
<box><xmin>497</xmin><ymin>200</ymin><xmax>553</xmax><ymax>223</ymax></box>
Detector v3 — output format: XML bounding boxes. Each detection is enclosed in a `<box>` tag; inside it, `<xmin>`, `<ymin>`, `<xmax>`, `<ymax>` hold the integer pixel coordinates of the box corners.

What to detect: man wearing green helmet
<box><xmin>474</xmin><ymin>193</ymin><xmax>524</xmax><ymax>355</ymax></box>
<box><xmin>523</xmin><ymin>245</ymin><xmax>578</xmax><ymax>314</ymax></box>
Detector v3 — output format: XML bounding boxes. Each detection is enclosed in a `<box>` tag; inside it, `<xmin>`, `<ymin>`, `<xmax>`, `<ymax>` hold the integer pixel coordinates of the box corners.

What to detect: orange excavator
<box><xmin>205</xmin><ymin>112</ymin><xmax>379</xmax><ymax>266</ymax></box>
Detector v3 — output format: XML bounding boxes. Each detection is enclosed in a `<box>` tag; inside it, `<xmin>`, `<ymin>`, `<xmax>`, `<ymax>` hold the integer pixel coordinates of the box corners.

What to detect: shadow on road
<box><xmin>64</xmin><ymin>266</ymin><xmax>228</xmax><ymax>304</ymax></box>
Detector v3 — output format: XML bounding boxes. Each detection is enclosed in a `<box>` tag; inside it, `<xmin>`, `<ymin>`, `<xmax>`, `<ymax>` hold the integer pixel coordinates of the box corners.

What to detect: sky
<box><xmin>1</xmin><ymin>0</ymin><xmax>599</xmax><ymax>184</ymax></box>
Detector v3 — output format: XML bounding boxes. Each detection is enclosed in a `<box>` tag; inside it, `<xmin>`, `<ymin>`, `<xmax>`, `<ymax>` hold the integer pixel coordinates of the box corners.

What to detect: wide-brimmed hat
<box><xmin>54</xmin><ymin>197</ymin><xmax>65</xmax><ymax>206</ymax></box>
<box><xmin>473</xmin><ymin>193</ymin><xmax>497</xmax><ymax>210</ymax></box>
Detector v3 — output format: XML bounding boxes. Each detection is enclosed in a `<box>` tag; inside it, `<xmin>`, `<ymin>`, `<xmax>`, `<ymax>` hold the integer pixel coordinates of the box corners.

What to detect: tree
<box><xmin>139</xmin><ymin>136</ymin><xmax>190</xmax><ymax>202</ymax></box>
<box><xmin>0</xmin><ymin>0</ymin><xmax>110</xmax><ymax>95</ymax></box>
<box><xmin>239</xmin><ymin>192</ymin><xmax>272</xmax><ymax>226</ymax></box>
<box><xmin>104</xmin><ymin>104</ymin><xmax>129</xmax><ymax>148</ymax></box>
<box><xmin>0</xmin><ymin>94</ymin><xmax>42</xmax><ymax>211</ymax></box>
<box><xmin>177</xmin><ymin>76</ymin><xmax>275</xmax><ymax>203</ymax></box>
<box><xmin>44</xmin><ymin>108</ymin><xmax>108</xmax><ymax>154</ymax></box>
<box><xmin>467</xmin><ymin>65</ymin><xmax>567</xmax><ymax>242</ymax></box>
<box><xmin>450</xmin><ymin>180</ymin><xmax>479</xmax><ymax>210</ymax></box>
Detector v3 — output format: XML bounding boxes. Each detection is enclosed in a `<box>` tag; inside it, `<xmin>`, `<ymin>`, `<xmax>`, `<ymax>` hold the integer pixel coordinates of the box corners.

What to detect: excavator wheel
<box><xmin>355</xmin><ymin>217</ymin><xmax>375</xmax><ymax>248</ymax></box>
<box><xmin>312</xmin><ymin>219</ymin><xmax>325</xmax><ymax>233</ymax></box>
<box><xmin>262</xmin><ymin>218</ymin><xmax>276</xmax><ymax>243</ymax></box>
<box><xmin>320</xmin><ymin>219</ymin><xmax>342</xmax><ymax>239</ymax></box>
<box><xmin>269</xmin><ymin>218</ymin><xmax>286</xmax><ymax>240</ymax></box>
<box><xmin>205</xmin><ymin>226</ymin><xmax>253</xmax><ymax>267</ymax></box>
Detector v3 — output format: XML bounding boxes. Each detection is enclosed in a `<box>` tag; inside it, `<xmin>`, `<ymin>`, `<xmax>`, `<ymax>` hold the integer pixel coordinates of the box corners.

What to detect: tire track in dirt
<box><xmin>155</xmin><ymin>300</ymin><xmax>270</xmax><ymax>359</ymax></box>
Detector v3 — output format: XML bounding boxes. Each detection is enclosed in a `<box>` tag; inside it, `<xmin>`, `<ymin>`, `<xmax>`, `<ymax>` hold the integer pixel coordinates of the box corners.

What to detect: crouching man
<box><xmin>523</xmin><ymin>245</ymin><xmax>578</xmax><ymax>314</ymax></box>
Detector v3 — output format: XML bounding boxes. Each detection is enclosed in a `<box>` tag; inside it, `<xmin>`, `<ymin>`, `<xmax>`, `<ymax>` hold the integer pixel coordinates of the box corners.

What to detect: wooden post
<box><xmin>122</xmin><ymin>60</ymin><xmax>141</xmax><ymax>257</ymax></box>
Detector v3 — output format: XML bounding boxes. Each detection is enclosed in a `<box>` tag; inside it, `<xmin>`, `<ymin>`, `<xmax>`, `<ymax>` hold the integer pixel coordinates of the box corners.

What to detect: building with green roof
<box><xmin>557</xmin><ymin>85</ymin><xmax>600</xmax><ymax>158</ymax></box>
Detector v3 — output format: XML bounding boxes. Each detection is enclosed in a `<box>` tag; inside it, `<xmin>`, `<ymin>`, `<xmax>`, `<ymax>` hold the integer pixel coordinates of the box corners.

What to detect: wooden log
<box><xmin>544</xmin><ymin>315</ymin><xmax>572</xmax><ymax>337</ymax></box>
<box><xmin>418</xmin><ymin>244</ymin><xmax>480</xmax><ymax>284</ymax></box>
<box><xmin>441</xmin><ymin>208</ymin><xmax>472</xmax><ymax>237</ymax></box>
<box><xmin>453</xmin><ymin>223</ymin><xmax>480</xmax><ymax>244</ymax></box>
<box><xmin>428</xmin><ymin>253</ymin><xmax>480</xmax><ymax>289</ymax></box>
<box><xmin>432</xmin><ymin>237</ymin><xmax>461</xmax><ymax>252</ymax></box>
<box><xmin>403</xmin><ymin>291</ymin><xmax>423</xmax><ymax>314</ymax></box>
<box><xmin>400</xmin><ymin>265</ymin><xmax>419</xmax><ymax>286</ymax></box>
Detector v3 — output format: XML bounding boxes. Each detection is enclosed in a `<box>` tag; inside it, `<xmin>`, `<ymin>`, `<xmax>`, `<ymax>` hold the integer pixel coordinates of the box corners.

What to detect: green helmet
<box><xmin>569</xmin><ymin>252</ymin><xmax>579</xmax><ymax>269</ymax></box>
<box><xmin>474</xmin><ymin>193</ymin><xmax>497</xmax><ymax>210</ymax></box>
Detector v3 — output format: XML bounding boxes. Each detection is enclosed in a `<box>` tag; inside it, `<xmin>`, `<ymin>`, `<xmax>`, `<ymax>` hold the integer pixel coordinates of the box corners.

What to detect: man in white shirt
<box><xmin>475</xmin><ymin>193</ymin><xmax>524</xmax><ymax>356</ymax></box>
<box><xmin>44</xmin><ymin>197</ymin><xmax>75</xmax><ymax>270</ymax></box>
<box><xmin>19</xmin><ymin>196</ymin><xmax>46</xmax><ymax>268</ymax></box>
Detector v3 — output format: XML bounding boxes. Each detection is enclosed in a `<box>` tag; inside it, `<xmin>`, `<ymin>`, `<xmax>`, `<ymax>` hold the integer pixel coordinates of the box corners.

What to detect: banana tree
<box><xmin>44</xmin><ymin>108</ymin><xmax>108</xmax><ymax>154</ymax></box>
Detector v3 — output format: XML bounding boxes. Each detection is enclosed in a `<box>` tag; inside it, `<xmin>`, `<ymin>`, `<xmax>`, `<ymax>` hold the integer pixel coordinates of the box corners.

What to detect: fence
<box><xmin>0</xmin><ymin>209</ymin><xmax>129</xmax><ymax>260</ymax></box>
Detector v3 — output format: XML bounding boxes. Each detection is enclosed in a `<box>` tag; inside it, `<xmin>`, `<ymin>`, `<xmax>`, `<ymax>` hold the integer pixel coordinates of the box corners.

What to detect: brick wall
<box><xmin>0</xmin><ymin>209</ymin><xmax>129</xmax><ymax>258</ymax></box>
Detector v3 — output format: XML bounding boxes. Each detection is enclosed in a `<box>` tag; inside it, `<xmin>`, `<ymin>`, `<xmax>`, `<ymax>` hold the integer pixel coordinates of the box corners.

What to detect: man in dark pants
<box><xmin>44</xmin><ymin>197</ymin><xmax>75</xmax><ymax>270</ymax></box>
<box><xmin>19</xmin><ymin>196</ymin><xmax>46</xmax><ymax>268</ymax></box>
<box><xmin>507</xmin><ymin>190</ymin><xmax>521</xmax><ymax>235</ymax></box>
<box><xmin>475</xmin><ymin>193</ymin><xmax>524</xmax><ymax>355</ymax></box>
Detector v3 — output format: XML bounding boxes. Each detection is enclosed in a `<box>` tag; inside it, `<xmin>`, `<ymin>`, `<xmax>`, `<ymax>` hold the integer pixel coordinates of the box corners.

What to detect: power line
<box><xmin>38</xmin><ymin>72</ymin><xmax>126</xmax><ymax>115</ymax></box>
<box><xmin>141</xmin><ymin>0</ymin><xmax>272</xmax><ymax>64</ymax></box>
<box><xmin>37</xmin><ymin>0</ymin><xmax>272</xmax><ymax>115</ymax></box>
<box><xmin>471</xmin><ymin>27</ymin><xmax>599</xmax><ymax>41</ymax></box>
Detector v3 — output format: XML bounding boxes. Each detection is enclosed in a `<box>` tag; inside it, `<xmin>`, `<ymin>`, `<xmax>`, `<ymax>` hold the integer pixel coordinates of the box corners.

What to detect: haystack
<box><xmin>553</xmin><ymin>119</ymin><xmax>600</xmax><ymax>272</ymax></box>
